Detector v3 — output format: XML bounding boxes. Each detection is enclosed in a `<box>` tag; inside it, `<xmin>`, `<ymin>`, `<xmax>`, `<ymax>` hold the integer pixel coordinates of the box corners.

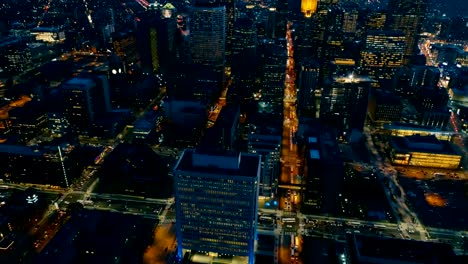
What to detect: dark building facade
<box><xmin>173</xmin><ymin>149</ymin><xmax>260</xmax><ymax>263</ymax></box>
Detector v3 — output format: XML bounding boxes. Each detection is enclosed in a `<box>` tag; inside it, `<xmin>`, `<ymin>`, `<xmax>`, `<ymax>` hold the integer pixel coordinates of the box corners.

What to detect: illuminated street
<box><xmin>363</xmin><ymin>126</ymin><xmax>429</xmax><ymax>240</ymax></box>
<box><xmin>280</xmin><ymin>21</ymin><xmax>302</xmax><ymax>188</ymax></box>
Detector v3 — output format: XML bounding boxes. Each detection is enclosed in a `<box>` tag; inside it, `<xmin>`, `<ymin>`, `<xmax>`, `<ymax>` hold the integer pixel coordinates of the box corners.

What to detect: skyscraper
<box><xmin>231</xmin><ymin>17</ymin><xmax>257</xmax><ymax>99</ymax></box>
<box><xmin>359</xmin><ymin>30</ymin><xmax>406</xmax><ymax>82</ymax></box>
<box><xmin>62</xmin><ymin>78</ymin><xmax>97</xmax><ymax>135</ymax></box>
<box><xmin>190</xmin><ymin>2</ymin><xmax>226</xmax><ymax>76</ymax></box>
<box><xmin>301</xmin><ymin>0</ymin><xmax>318</xmax><ymax>18</ymax></box>
<box><xmin>298</xmin><ymin>60</ymin><xmax>320</xmax><ymax>117</ymax></box>
<box><xmin>259</xmin><ymin>39</ymin><xmax>287</xmax><ymax>107</ymax></box>
<box><xmin>320</xmin><ymin>74</ymin><xmax>373</xmax><ymax>135</ymax></box>
<box><xmin>173</xmin><ymin>149</ymin><xmax>260</xmax><ymax>263</ymax></box>
<box><xmin>388</xmin><ymin>0</ymin><xmax>428</xmax><ymax>58</ymax></box>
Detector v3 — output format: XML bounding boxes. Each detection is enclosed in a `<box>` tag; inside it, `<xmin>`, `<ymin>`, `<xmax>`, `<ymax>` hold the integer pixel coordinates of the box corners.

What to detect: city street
<box><xmin>363</xmin><ymin>126</ymin><xmax>429</xmax><ymax>240</ymax></box>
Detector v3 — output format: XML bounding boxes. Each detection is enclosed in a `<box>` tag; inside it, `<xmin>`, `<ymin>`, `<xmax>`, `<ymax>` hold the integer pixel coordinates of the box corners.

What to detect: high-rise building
<box><xmin>368</xmin><ymin>89</ymin><xmax>403</xmax><ymax>126</ymax></box>
<box><xmin>366</xmin><ymin>12</ymin><xmax>387</xmax><ymax>31</ymax></box>
<box><xmin>111</xmin><ymin>31</ymin><xmax>138</xmax><ymax>69</ymax></box>
<box><xmin>0</xmin><ymin>36</ymin><xmax>32</xmax><ymax>76</ymax></box>
<box><xmin>342</xmin><ymin>4</ymin><xmax>359</xmax><ymax>34</ymax></box>
<box><xmin>359</xmin><ymin>30</ymin><xmax>406</xmax><ymax>82</ymax></box>
<box><xmin>231</xmin><ymin>18</ymin><xmax>257</xmax><ymax>99</ymax></box>
<box><xmin>219</xmin><ymin>0</ymin><xmax>235</xmax><ymax>66</ymax></box>
<box><xmin>388</xmin><ymin>0</ymin><xmax>428</xmax><ymax>58</ymax></box>
<box><xmin>408</xmin><ymin>66</ymin><xmax>440</xmax><ymax>88</ymax></box>
<box><xmin>259</xmin><ymin>39</ymin><xmax>287</xmax><ymax>107</ymax></box>
<box><xmin>190</xmin><ymin>3</ymin><xmax>226</xmax><ymax>78</ymax></box>
<box><xmin>301</xmin><ymin>0</ymin><xmax>318</xmax><ymax>18</ymax></box>
<box><xmin>62</xmin><ymin>78</ymin><xmax>97</xmax><ymax>135</ymax></box>
<box><xmin>62</xmin><ymin>77</ymin><xmax>111</xmax><ymax>135</ymax></box>
<box><xmin>320</xmin><ymin>74</ymin><xmax>373</xmax><ymax>135</ymax></box>
<box><xmin>298</xmin><ymin>60</ymin><xmax>320</xmax><ymax>118</ymax></box>
<box><xmin>248</xmin><ymin>134</ymin><xmax>281</xmax><ymax>197</ymax></box>
<box><xmin>173</xmin><ymin>149</ymin><xmax>260</xmax><ymax>264</ymax></box>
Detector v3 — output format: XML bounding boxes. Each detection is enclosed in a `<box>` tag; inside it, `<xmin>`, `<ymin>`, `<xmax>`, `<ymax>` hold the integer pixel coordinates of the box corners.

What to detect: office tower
<box><xmin>173</xmin><ymin>149</ymin><xmax>260</xmax><ymax>264</ymax></box>
<box><xmin>342</xmin><ymin>3</ymin><xmax>359</xmax><ymax>34</ymax></box>
<box><xmin>0</xmin><ymin>36</ymin><xmax>32</xmax><ymax>76</ymax></box>
<box><xmin>112</xmin><ymin>31</ymin><xmax>138</xmax><ymax>69</ymax></box>
<box><xmin>366</xmin><ymin>12</ymin><xmax>387</xmax><ymax>30</ymax></box>
<box><xmin>190</xmin><ymin>2</ymin><xmax>226</xmax><ymax>80</ymax></box>
<box><xmin>8</xmin><ymin>103</ymin><xmax>48</xmax><ymax>142</ymax></box>
<box><xmin>155</xmin><ymin>17</ymin><xmax>177</xmax><ymax>73</ymax></box>
<box><xmin>136</xmin><ymin>14</ymin><xmax>160</xmax><ymax>74</ymax></box>
<box><xmin>219</xmin><ymin>0</ymin><xmax>235</xmax><ymax>66</ymax></box>
<box><xmin>318</xmin><ymin>0</ymin><xmax>338</xmax><ymax>8</ymax></box>
<box><xmin>248</xmin><ymin>133</ymin><xmax>281</xmax><ymax>197</ymax></box>
<box><xmin>320</xmin><ymin>74</ymin><xmax>372</xmax><ymax>135</ymax></box>
<box><xmin>200</xmin><ymin>105</ymin><xmax>240</xmax><ymax>151</ymax></box>
<box><xmin>301</xmin><ymin>0</ymin><xmax>318</xmax><ymax>18</ymax></box>
<box><xmin>259</xmin><ymin>39</ymin><xmax>287</xmax><ymax>107</ymax></box>
<box><xmin>368</xmin><ymin>89</ymin><xmax>402</xmax><ymax>126</ymax></box>
<box><xmin>62</xmin><ymin>77</ymin><xmax>111</xmax><ymax>135</ymax></box>
<box><xmin>294</xmin><ymin>8</ymin><xmax>327</xmax><ymax>60</ymax></box>
<box><xmin>297</xmin><ymin>60</ymin><xmax>320</xmax><ymax>118</ymax></box>
<box><xmin>273</xmin><ymin>0</ymin><xmax>288</xmax><ymax>39</ymax></box>
<box><xmin>408</xmin><ymin>66</ymin><xmax>439</xmax><ymax>88</ymax></box>
<box><xmin>359</xmin><ymin>30</ymin><xmax>406</xmax><ymax>82</ymax></box>
<box><xmin>266</xmin><ymin>7</ymin><xmax>277</xmax><ymax>39</ymax></box>
<box><xmin>62</xmin><ymin>78</ymin><xmax>97</xmax><ymax>135</ymax></box>
<box><xmin>388</xmin><ymin>0</ymin><xmax>428</xmax><ymax>58</ymax></box>
<box><xmin>231</xmin><ymin>18</ymin><xmax>257</xmax><ymax>99</ymax></box>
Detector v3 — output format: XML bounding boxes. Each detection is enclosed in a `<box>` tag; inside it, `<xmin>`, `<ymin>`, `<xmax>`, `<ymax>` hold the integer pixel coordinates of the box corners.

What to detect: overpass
<box><xmin>278</xmin><ymin>184</ymin><xmax>303</xmax><ymax>190</ymax></box>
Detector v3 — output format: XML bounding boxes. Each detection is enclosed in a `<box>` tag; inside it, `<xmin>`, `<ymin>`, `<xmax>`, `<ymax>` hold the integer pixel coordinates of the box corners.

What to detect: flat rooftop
<box><xmin>390</xmin><ymin>135</ymin><xmax>460</xmax><ymax>155</ymax></box>
<box><xmin>384</xmin><ymin>122</ymin><xmax>452</xmax><ymax>133</ymax></box>
<box><xmin>174</xmin><ymin>149</ymin><xmax>260</xmax><ymax>178</ymax></box>
<box><xmin>352</xmin><ymin>234</ymin><xmax>456</xmax><ymax>264</ymax></box>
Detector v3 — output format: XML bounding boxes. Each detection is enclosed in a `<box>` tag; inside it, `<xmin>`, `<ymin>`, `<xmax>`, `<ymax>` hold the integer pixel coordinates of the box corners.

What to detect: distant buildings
<box><xmin>173</xmin><ymin>149</ymin><xmax>260</xmax><ymax>264</ymax></box>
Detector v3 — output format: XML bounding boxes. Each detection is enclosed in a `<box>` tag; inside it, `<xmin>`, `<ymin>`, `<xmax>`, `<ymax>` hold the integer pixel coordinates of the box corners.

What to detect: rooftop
<box><xmin>62</xmin><ymin>78</ymin><xmax>96</xmax><ymax>90</ymax></box>
<box><xmin>174</xmin><ymin>149</ymin><xmax>260</xmax><ymax>178</ymax></box>
<box><xmin>390</xmin><ymin>135</ymin><xmax>460</xmax><ymax>155</ymax></box>
<box><xmin>352</xmin><ymin>234</ymin><xmax>456</xmax><ymax>264</ymax></box>
<box><xmin>384</xmin><ymin>122</ymin><xmax>452</xmax><ymax>133</ymax></box>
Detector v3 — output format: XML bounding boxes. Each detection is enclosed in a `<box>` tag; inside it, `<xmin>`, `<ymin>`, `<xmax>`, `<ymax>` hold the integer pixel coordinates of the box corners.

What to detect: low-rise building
<box><xmin>389</xmin><ymin>135</ymin><xmax>462</xmax><ymax>169</ymax></box>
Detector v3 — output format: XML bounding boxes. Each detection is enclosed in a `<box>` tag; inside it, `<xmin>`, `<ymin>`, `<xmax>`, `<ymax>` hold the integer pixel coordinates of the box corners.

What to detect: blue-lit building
<box><xmin>173</xmin><ymin>149</ymin><xmax>261</xmax><ymax>263</ymax></box>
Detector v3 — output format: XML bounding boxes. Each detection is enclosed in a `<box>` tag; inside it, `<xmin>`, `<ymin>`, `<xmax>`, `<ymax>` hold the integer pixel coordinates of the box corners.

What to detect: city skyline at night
<box><xmin>0</xmin><ymin>0</ymin><xmax>467</xmax><ymax>263</ymax></box>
